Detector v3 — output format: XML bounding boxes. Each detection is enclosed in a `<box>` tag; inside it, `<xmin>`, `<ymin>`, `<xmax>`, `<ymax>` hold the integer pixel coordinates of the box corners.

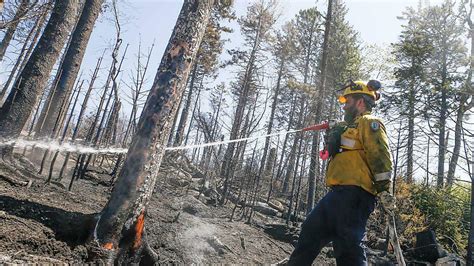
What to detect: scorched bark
<box><xmin>90</xmin><ymin>0</ymin><xmax>215</xmax><ymax>263</ymax></box>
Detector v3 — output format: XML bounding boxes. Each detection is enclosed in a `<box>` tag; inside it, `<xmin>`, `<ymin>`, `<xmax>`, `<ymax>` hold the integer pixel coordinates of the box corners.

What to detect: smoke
<box><xmin>179</xmin><ymin>216</ymin><xmax>218</xmax><ymax>264</ymax></box>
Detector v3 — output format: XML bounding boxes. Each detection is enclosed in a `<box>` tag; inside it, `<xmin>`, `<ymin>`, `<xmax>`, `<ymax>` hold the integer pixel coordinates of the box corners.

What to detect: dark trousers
<box><xmin>287</xmin><ymin>185</ymin><xmax>375</xmax><ymax>266</ymax></box>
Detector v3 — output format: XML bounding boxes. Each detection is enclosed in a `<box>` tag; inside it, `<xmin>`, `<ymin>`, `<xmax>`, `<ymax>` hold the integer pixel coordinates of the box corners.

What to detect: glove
<box><xmin>378</xmin><ymin>191</ymin><xmax>396</xmax><ymax>216</ymax></box>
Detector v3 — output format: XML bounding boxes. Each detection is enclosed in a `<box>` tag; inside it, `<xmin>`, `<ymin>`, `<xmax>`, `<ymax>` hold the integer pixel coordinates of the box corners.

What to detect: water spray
<box><xmin>0</xmin><ymin>122</ymin><xmax>331</xmax><ymax>154</ymax></box>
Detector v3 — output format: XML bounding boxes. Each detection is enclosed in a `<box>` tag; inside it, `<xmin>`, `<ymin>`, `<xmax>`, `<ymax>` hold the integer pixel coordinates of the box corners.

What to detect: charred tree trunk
<box><xmin>184</xmin><ymin>79</ymin><xmax>203</xmax><ymax>145</ymax></box>
<box><xmin>90</xmin><ymin>1</ymin><xmax>213</xmax><ymax>263</ymax></box>
<box><xmin>293</xmin><ymin>138</ymin><xmax>309</xmax><ymax>225</ymax></box>
<box><xmin>22</xmin><ymin>86</ymin><xmax>47</xmax><ymax>155</ymax></box>
<box><xmin>1</xmin><ymin>9</ymin><xmax>47</xmax><ymax>104</ymax></box>
<box><xmin>247</xmin><ymin>58</ymin><xmax>284</xmax><ymax>222</ymax></box>
<box><xmin>0</xmin><ymin>0</ymin><xmax>78</xmax><ymax>146</ymax></box>
<box><xmin>220</xmin><ymin>15</ymin><xmax>263</xmax><ymax>205</ymax></box>
<box><xmin>307</xmin><ymin>0</ymin><xmax>333</xmax><ymax>213</ymax></box>
<box><xmin>36</xmin><ymin>0</ymin><xmax>104</xmax><ymax>138</ymax></box>
<box><xmin>38</xmin><ymin>78</ymin><xmax>77</xmax><ymax>175</ymax></box>
<box><xmin>75</xmin><ymin>43</ymin><xmax>126</xmax><ymax>181</ymax></box>
<box><xmin>47</xmin><ymin>81</ymin><xmax>84</xmax><ymax>183</ymax></box>
<box><xmin>283</xmin><ymin>96</ymin><xmax>305</xmax><ymax>193</ymax></box>
<box><xmin>0</xmin><ymin>11</ymin><xmax>46</xmax><ymax>102</ymax></box>
<box><xmin>60</xmin><ymin>55</ymin><xmax>102</xmax><ymax>181</ymax></box>
<box><xmin>276</xmin><ymin>94</ymin><xmax>297</xmax><ymax>183</ymax></box>
<box><xmin>266</xmin><ymin>142</ymin><xmax>279</xmax><ymax>202</ymax></box>
<box><xmin>0</xmin><ymin>0</ymin><xmax>30</xmax><ymax>61</ymax></box>
<box><xmin>286</xmin><ymin>133</ymin><xmax>304</xmax><ymax>226</ymax></box>
<box><xmin>113</xmin><ymin>45</ymin><xmax>154</xmax><ymax>177</ymax></box>
<box><xmin>174</xmin><ymin>63</ymin><xmax>198</xmax><ymax>146</ymax></box>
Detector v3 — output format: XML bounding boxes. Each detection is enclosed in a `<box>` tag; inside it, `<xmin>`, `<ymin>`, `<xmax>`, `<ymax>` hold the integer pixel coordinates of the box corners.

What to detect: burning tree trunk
<box><xmin>0</xmin><ymin>0</ymin><xmax>78</xmax><ymax>145</ymax></box>
<box><xmin>89</xmin><ymin>0</ymin><xmax>214</xmax><ymax>263</ymax></box>
<box><xmin>36</xmin><ymin>0</ymin><xmax>105</xmax><ymax>138</ymax></box>
<box><xmin>0</xmin><ymin>0</ymin><xmax>30</xmax><ymax>61</ymax></box>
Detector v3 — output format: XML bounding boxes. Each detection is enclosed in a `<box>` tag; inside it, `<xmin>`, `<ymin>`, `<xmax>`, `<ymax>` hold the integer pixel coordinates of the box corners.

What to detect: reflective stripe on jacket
<box><xmin>326</xmin><ymin>112</ymin><xmax>393</xmax><ymax>195</ymax></box>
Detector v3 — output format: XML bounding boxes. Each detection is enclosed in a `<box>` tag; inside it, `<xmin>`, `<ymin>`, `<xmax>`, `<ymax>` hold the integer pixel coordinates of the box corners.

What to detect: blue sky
<box><xmin>82</xmin><ymin>0</ymin><xmax>434</xmax><ymax>83</ymax></box>
<box><xmin>76</xmin><ymin>0</ymin><xmax>439</xmax><ymax>114</ymax></box>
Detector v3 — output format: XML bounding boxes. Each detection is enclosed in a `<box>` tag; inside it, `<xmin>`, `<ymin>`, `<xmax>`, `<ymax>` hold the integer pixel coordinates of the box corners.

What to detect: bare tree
<box><xmin>35</xmin><ymin>0</ymin><xmax>105</xmax><ymax>138</ymax></box>
<box><xmin>89</xmin><ymin>1</ymin><xmax>216</xmax><ymax>263</ymax></box>
<box><xmin>0</xmin><ymin>9</ymin><xmax>47</xmax><ymax>101</ymax></box>
<box><xmin>0</xmin><ymin>0</ymin><xmax>30</xmax><ymax>61</ymax></box>
<box><xmin>307</xmin><ymin>0</ymin><xmax>333</xmax><ymax>213</ymax></box>
<box><xmin>0</xmin><ymin>0</ymin><xmax>78</xmax><ymax>151</ymax></box>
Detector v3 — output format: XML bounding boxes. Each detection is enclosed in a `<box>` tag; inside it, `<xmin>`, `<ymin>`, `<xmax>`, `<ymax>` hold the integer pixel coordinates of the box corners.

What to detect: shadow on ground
<box><xmin>0</xmin><ymin>195</ymin><xmax>96</xmax><ymax>248</ymax></box>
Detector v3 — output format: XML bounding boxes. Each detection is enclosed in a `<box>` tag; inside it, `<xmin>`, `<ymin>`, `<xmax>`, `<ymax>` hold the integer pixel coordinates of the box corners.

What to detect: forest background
<box><xmin>0</xmin><ymin>0</ymin><xmax>473</xmax><ymax>263</ymax></box>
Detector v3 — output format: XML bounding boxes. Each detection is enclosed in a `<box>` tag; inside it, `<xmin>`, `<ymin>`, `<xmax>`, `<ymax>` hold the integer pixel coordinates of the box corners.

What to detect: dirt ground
<box><xmin>0</xmin><ymin>159</ymin><xmax>337</xmax><ymax>265</ymax></box>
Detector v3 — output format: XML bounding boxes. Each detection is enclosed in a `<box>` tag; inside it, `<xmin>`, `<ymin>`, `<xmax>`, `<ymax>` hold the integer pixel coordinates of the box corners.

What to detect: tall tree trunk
<box><xmin>446</xmin><ymin>96</ymin><xmax>466</xmax><ymax>186</ymax></box>
<box><xmin>0</xmin><ymin>0</ymin><xmax>30</xmax><ymax>61</ymax></box>
<box><xmin>184</xmin><ymin>83</ymin><xmax>202</xmax><ymax>145</ymax></box>
<box><xmin>276</xmin><ymin>94</ymin><xmax>297</xmax><ymax>182</ymax></box>
<box><xmin>406</xmin><ymin>82</ymin><xmax>415</xmax><ymax>183</ymax></box>
<box><xmin>393</xmin><ymin>121</ymin><xmax>402</xmax><ymax>192</ymax></box>
<box><xmin>60</xmin><ymin>55</ymin><xmax>102</xmax><ymax>181</ymax></box>
<box><xmin>283</xmin><ymin>97</ymin><xmax>305</xmax><ymax>193</ymax></box>
<box><xmin>247</xmin><ymin>58</ymin><xmax>284</xmax><ymax>222</ymax></box>
<box><xmin>448</xmin><ymin>16</ymin><xmax>473</xmax><ymax>185</ymax></box>
<box><xmin>36</xmin><ymin>0</ymin><xmax>104</xmax><ymax>138</ymax></box>
<box><xmin>307</xmin><ymin>0</ymin><xmax>333</xmax><ymax>213</ymax></box>
<box><xmin>467</xmin><ymin>150</ymin><xmax>474</xmax><ymax>265</ymax></box>
<box><xmin>293</xmin><ymin>137</ymin><xmax>309</xmax><ymax>225</ymax></box>
<box><xmin>0</xmin><ymin>0</ymin><xmax>78</xmax><ymax>145</ymax></box>
<box><xmin>220</xmin><ymin>15</ymin><xmax>263</xmax><ymax>204</ymax></box>
<box><xmin>47</xmin><ymin>80</ymin><xmax>83</xmax><ymax>183</ymax></box>
<box><xmin>174</xmin><ymin>63</ymin><xmax>198</xmax><ymax>146</ymax></box>
<box><xmin>90</xmin><ymin>1</ymin><xmax>213</xmax><ymax>263</ymax></box>
<box><xmin>0</xmin><ymin>11</ymin><xmax>45</xmax><ymax>102</ymax></box>
<box><xmin>465</xmin><ymin>15</ymin><xmax>474</xmax><ymax>264</ymax></box>
<box><xmin>437</xmin><ymin>43</ymin><xmax>448</xmax><ymax>188</ymax></box>
<box><xmin>286</xmin><ymin>132</ymin><xmax>304</xmax><ymax>226</ymax></box>
<box><xmin>1</xmin><ymin>8</ymin><xmax>47</xmax><ymax>104</ymax></box>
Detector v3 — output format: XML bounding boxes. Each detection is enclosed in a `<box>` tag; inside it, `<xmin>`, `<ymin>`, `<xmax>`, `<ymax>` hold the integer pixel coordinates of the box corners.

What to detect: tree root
<box><xmin>86</xmin><ymin>226</ymin><xmax>160</xmax><ymax>265</ymax></box>
<box><xmin>85</xmin><ymin>239</ymin><xmax>116</xmax><ymax>264</ymax></box>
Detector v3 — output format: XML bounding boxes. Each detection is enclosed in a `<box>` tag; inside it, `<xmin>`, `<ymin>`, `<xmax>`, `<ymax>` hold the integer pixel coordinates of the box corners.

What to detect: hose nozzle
<box><xmin>302</xmin><ymin>121</ymin><xmax>332</xmax><ymax>131</ymax></box>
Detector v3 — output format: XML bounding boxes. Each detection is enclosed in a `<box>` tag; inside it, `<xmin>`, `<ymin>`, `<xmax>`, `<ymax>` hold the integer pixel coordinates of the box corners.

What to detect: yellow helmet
<box><xmin>338</xmin><ymin>80</ymin><xmax>381</xmax><ymax>104</ymax></box>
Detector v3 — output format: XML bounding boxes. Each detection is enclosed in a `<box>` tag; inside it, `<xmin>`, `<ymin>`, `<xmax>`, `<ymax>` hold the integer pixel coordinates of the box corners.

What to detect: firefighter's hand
<box><xmin>378</xmin><ymin>191</ymin><xmax>396</xmax><ymax>216</ymax></box>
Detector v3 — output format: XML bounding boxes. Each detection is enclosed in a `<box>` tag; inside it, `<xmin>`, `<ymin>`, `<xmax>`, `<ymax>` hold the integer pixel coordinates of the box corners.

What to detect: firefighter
<box><xmin>287</xmin><ymin>80</ymin><xmax>395</xmax><ymax>266</ymax></box>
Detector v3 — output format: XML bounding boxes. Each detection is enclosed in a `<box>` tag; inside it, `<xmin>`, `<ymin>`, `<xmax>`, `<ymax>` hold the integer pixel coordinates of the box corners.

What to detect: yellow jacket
<box><xmin>326</xmin><ymin>112</ymin><xmax>392</xmax><ymax>195</ymax></box>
